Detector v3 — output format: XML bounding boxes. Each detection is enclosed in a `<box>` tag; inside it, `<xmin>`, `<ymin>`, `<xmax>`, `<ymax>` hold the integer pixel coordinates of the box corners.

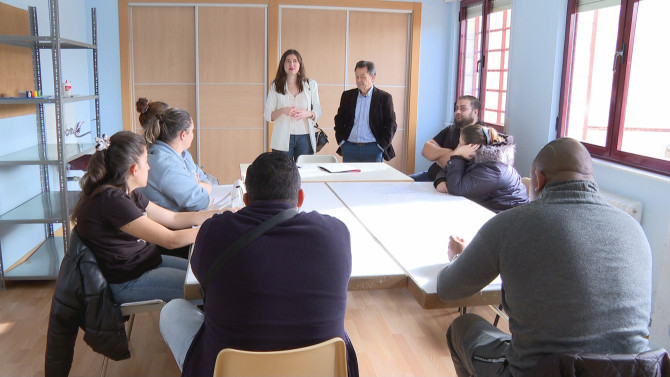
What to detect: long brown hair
<box><xmin>272</xmin><ymin>49</ymin><xmax>307</xmax><ymax>95</ymax></box>
<box><xmin>72</xmin><ymin>131</ymin><xmax>146</xmax><ymax>223</ymax></box>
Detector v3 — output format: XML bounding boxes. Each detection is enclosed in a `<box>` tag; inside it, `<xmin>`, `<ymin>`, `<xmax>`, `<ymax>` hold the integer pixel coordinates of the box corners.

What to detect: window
<box><xmin>457</xmin><ymin>0</ymin><xmax>512</xmax><ymax>130</ymax></box>
<box><xmin>559</xmin><ymin>0</ymin><xmax>670</xmax><ymax>175</ymax></box>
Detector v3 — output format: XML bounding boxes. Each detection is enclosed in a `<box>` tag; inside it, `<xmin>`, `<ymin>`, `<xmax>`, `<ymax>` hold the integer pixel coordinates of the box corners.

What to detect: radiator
<box><xmin>600</xmin><ymin>190</ymin><xmax>643</xmax><ymax>223</ymax></box>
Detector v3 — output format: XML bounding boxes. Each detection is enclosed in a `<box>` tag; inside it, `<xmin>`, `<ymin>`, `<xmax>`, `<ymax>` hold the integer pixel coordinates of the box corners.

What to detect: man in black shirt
<box><xmin>410</xmin><ymin>95</ymin><xmax>482</xmax><ymax>181</ymax></box>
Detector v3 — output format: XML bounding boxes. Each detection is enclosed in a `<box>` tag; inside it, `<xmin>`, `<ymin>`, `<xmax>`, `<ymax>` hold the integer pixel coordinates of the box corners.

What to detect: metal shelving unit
<box><xmin>0</xmin><ymin>0</ymin><xmax>99</xmax><ymax>288</ymax></box>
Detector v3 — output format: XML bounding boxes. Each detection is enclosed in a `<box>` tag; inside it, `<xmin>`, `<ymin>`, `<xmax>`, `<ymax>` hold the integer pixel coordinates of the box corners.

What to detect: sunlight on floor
<box><xmin>0</xmin><ymin>321</ymin><xmax>15</xmax><ymax>335</ymax></box>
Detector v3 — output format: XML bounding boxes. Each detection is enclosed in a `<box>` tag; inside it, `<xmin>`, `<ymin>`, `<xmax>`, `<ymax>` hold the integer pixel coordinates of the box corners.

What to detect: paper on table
<box><xmin>204</xmin><ymin>181</ymin><xmax>245</xmax><ymax>211</ymax></box>
<box><xmin>318</xmin><ymin>163</ymin><xmax>361</xmax><ymax>173</ymax></box>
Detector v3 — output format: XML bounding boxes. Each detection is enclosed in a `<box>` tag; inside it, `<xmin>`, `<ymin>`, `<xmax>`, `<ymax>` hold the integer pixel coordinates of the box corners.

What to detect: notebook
<box><xmin>318</xmin><ymin>163</ymin><xmax>361</xmax><ymax>173</ymax></box>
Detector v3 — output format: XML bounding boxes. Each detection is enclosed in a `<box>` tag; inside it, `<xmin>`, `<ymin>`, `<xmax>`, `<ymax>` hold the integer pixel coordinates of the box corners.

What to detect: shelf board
<box><xmin>0</xmin><ymin>143</ymin><xmax>94</xmax><ymax>165</ymax></box>
<box><xmin>0</xmin><ymin>34</ymin><xmax>96</xmax><ymax>49</ymax></box>
<box><xmin>4</xmin><ymin>237</ymin><xmax>64</xmax><ymax>280</ymax></box>
<box><xmin>0</xmin><ymin>191</ymin><xmax>79</xmax><ymax>223</ymax></box>
<box><xmin>0</xmin><ymin>94</ymin><xmax>99</xmax><ymax>105</ymax></box>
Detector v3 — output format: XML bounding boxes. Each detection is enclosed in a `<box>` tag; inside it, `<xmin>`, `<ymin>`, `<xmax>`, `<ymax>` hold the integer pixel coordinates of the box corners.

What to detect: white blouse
<box><xmin>264</xmin><ymin>79</ymin><xmax>322</xmax><ymax>152</ymax></box>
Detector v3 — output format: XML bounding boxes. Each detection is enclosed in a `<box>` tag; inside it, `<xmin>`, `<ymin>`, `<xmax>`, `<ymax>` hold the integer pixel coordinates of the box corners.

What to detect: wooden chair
<box><xmin>296</xmin><ymin>154</ymin><xmax>339</xmax><ymax>164</ymax></box>
<box><xmin>100</xmin><ymin>299</ymin><xmax>165</xmax><ymax>377</ymax></box>
<box><xmin>522</xmin><ymin>176</ymin><xmax>531</xmax><ymax>193</ymax></box>
<box><xmin>213</xmin><ymin>337</ymin><xmax>348</xmax><ymax>377</ymax></box>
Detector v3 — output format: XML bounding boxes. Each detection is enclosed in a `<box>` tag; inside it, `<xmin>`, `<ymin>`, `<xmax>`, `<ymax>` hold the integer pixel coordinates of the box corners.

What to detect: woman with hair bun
<box><xmin>433</xmin><ymin>124</ymin><xmax>528</xmax><ymax>213</ymax></box>
<box><xmin>135</xmin><ymin>98</ymin><xmax>211</xmax><ymax>212</ymax></box>
<box><xmin>72</xmin><ymin>131</ymin><xmax>222</xmax><ymax>303</ymax></box>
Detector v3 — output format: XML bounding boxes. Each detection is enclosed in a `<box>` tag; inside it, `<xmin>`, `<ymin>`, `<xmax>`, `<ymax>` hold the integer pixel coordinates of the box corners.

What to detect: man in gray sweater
<box><xmin>437</xmin><ymin>137</ymin><xmax>651</xmax><ymax>376</ymax></box>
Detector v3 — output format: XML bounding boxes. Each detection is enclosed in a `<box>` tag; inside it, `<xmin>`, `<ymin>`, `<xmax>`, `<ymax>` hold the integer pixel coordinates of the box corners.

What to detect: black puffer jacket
<box><xmin>45</xmin><ymin>228</ymin><xmax>130</xmax><ymax>377</ymax></box>
<box><xmin>434</xmin><ymin>134</ymin><xmax>528</xmax><ymax>213</ymax></box>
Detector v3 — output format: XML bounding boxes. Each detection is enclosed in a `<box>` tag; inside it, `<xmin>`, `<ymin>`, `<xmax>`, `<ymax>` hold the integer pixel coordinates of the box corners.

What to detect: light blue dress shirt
<box><xmin>347</xmin><ymin>86</ymin><xmax>377</xmax><ymax>144</ymax></box>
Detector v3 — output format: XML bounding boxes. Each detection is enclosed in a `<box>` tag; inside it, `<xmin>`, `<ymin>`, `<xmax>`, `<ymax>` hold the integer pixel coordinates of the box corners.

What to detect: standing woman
<box><xmin>135</xmin><ymin>99</ymin><xmax>212</xmax><ymax>212</ymax></box>
<box><xmin>264</xmin><ymin>49</ymin><xmax>322</xmax><ymax>161</ymax></box>
<box><xmin>433</xmin><ymin>124</ymin><xmax>528</xmax><ymax>213</ymax></box>
<box><xmin>72</xmin><ymin>131</ymin><xmax>220</xmax><ymax>303</ymax></box>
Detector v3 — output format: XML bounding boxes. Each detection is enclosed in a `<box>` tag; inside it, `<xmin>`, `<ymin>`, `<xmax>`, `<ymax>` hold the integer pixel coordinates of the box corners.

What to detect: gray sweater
<box><xmin>437</xmin><ymin>180</ymin><xmax>651</xmax><ymax>376</ymax></box>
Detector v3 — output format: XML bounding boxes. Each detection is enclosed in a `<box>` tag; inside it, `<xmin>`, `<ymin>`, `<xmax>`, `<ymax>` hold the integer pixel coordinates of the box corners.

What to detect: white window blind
<box><xmin>577</xmin><ymin>0</ymin><xmax>621</xmax><ymax>12</ymax></box>
<box><xmin>491</xmin><ymin>0</ymin><xmax>513</xmax><ymax>12</ymax></box>
<box><xmin>466</xmin><ymin>3</ymin><xmax>483</xmax><ymax>19</ymax></box>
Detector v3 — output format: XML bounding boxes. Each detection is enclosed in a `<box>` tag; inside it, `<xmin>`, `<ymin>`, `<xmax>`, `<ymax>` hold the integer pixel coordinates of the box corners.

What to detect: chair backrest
<box><xmin>119</xmin><ymin>299</ymin><xmax>165</xmax><ymax>316</ymax></box>
<box><xmin>213</xmin><ymin>337</ymin><xmax>348</xmax><ymax>377</ymax></box>
<box><xmin>525</xmin><ymin>348</ymin><xmax>670</xmax><ymax>377</ymax></box>
<box><xmin>521</xmin><ymin>176</ymin><xmax>531</xmax><ymax>194</ymax></box>
<box><xmin>296</xmin><ymin>154</ymin><xmax>338</xmax><ymax>164</ymax></box>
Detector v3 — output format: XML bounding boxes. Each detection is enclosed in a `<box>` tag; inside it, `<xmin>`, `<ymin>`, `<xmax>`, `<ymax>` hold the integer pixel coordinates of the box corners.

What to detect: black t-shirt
<box><xmin>427</xmin><ymin>124</ymin><xmax>462</xmax><ymax>180</ymax></box>
<box><xmin>76</xmin><ymin>187</ymin><xmax>161</xmax><ymax>283</ymax></box>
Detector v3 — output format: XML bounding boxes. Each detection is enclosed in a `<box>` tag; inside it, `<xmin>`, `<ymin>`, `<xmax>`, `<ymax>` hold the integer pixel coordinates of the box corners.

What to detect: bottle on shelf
<box><xmin>63</xmin><ymin>80</ymin><xmax>72</xmax><ymax>97</ymax></box>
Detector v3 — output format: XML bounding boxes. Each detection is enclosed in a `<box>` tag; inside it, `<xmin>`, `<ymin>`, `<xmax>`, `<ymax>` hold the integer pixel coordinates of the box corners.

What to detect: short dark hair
<box><xmin>459</xmin><ymin>95</ymin><xmax>481</xmax><ymax>114</ymax></box>
<box><xmin>355</xmin><ymin>60</ymin><xmax>376</xmax><ymax>76</ymax></box>
<box><xmin>245</xmin><ymin>151</ymin><xmax>301</xmax><ymax>205</ymax></box>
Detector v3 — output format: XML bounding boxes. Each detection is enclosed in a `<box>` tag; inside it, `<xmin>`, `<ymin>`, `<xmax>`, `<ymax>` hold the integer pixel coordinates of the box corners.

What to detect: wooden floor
<box><xmin>0</xmin><ymin>280</ymin><xmax>508</xmax><ymax>377</ymax></box>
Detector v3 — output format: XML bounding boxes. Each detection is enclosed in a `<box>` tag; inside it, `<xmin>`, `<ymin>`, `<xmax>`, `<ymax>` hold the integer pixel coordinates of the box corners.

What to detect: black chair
<box><xmin>525</xmin><ymin>348</ymin><xmax>670</xmax><ymax>377</ymax></box>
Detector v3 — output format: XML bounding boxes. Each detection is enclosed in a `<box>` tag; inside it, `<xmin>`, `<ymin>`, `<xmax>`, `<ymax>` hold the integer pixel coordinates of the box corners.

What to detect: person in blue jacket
<box><xmin>433</xmin><ymin>124</ymin><xmax>528</xmax><ymax>213</ymax></box>
<box><xmin>135</xmin><ymin>98</ymin><xmax>212</xmax><ymax>212</ymax></box>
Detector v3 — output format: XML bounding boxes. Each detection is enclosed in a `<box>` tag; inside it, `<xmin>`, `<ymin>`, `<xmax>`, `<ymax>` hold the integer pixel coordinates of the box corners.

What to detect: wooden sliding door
<box><xmin>279</xmin><ymin>7</ymin><xmax>411</xmax><ymax>171</ymax></box>
<box><xmin>131</xmin><ymin>6</ymin><xmax>198</xmax><ymax>156</ymax></box>
<box><xmin>128</xmin><ymin>4</ymin><xmax>266</xmax><ymax>183</ymax></box>
<box><xmin>120</xmin><ymin>1</ymin><xmax>420</xmax><ymax>178</ymax></box>
<box><xmin>197</xmin><ymin>6</ymin><xmax>266</xmax><ymax>182</ymax></box>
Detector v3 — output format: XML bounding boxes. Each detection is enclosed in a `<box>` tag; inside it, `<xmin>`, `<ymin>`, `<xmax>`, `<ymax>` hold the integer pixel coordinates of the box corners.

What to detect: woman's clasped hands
<box><xmin>284</xmin><ymin>106</ymin><xmax>313</xmax><ymax>120</ymax></box>
<box><xmin>453</xmin><ymin>143</ymin><xmax>480</xmax><ymax>160</ymax></box>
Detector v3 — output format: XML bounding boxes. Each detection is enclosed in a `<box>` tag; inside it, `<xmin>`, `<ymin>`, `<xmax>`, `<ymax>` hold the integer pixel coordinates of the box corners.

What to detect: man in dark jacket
<box><xmin>411</xmin><ymin>95</ymin><xmax>482</xmax><ymax>181</ymax></box>
<box><xmin>159</xmin><ymin>151</ymin><xmax>359</xmax><ymax>377</ymax></box>
<box><xmin>334</xmin><ymin>60</ymin><xmax>397</xmax><ymax>162</ymax></box>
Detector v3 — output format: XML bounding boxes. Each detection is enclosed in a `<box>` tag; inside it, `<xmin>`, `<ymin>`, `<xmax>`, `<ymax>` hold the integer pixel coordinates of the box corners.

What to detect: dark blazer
<box><xmin>334</xmin><ymin>87</ymin><xmax>397</xmax><ymax>161</ymax></box>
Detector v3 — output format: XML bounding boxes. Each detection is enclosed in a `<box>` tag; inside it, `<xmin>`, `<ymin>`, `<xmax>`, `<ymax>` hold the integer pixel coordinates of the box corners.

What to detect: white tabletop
<box><xmin>327</xmin><ymin>182</ymin><xmax>501</xmax><ymax>308</ymax></box>
<box><xmin>240</xmin><ymin>162</ymin><xmax>413</xmax><ymax>183</ymax></box>
<box><xmin>184</xmin><ymin>182</ymin><xmax>405</xmax><ymax>300</ymax></box>
<box><xmin>186</xmin><ymin>181</ymin><xmax>502</xmax><ymax>308</ymax></box>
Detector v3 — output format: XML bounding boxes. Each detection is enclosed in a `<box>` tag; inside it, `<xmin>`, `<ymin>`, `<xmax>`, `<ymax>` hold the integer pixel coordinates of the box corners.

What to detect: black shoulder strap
<box><xmin>200</xmin><ymin>207</ymin><xmax>299</xmax><ymax>294</ymax></box>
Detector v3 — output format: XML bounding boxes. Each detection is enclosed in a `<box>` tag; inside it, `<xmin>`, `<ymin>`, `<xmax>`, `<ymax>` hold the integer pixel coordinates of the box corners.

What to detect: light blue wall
<box><xmin>85</xmin><ymin>0</ymin><xmax>122</xmax><ymax>136</ymax></box>
<box><xmin>413</xmin><ymin>0</ymin><xmax>460</xmax><ymax>174</ymax></box>
<box><xmin>506</xmin><ymin>0</ymin><xmax>567</xmax><ymax>176</ymax></box>
<box><xmin>4</xmin><ymin>0</ymin><xmax>670</xmax><ymax>350</ymax></box>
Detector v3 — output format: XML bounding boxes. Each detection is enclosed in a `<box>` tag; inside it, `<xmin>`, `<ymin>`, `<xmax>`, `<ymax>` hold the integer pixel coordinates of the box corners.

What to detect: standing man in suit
<box><xmin>334</xmin><ymin>60</ymin><xmax>397</xmax><ymax>162</ymax></box>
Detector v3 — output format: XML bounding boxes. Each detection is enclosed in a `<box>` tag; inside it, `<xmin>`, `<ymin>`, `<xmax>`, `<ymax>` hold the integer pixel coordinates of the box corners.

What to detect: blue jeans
<box><xmin>409</xmin><ymin>171</ymin><xmax>431</xmax><ymax>182</ymax></box>
<box><xmin>273</xmin><ymin>134</ymin><xmax>313</xmax><ymax>162</ymax></box>
<box><xmin>341</xmin><ymin>141</ymin><xmax>383</xmax><ymax>162</ymax></box>
<box><xmin>160</xmin><ymin>298</ymin><xmax>204</xmax><ymax>371</ymax></box>
<box><xmin>109</xmin><ymin>255</ymin><xmax>187</xmax><ymax>304</ymax></box>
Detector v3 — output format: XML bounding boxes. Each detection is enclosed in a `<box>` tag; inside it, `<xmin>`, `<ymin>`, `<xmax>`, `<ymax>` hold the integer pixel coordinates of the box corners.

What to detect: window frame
<box><xmin>559</xmin><ymin>0</ymin><xmax>670</xmax><ymax>176</ymax></box>
<box><xmin>457</xmin><ymin>0</ymin><xmax>512</xmax><ymax>132</ymax></box>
